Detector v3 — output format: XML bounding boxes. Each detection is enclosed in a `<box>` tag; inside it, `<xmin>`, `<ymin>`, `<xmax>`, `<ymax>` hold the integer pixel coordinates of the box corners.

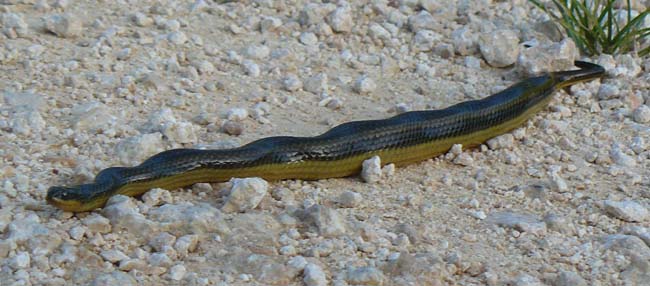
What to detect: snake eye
<box><xmin>47</xmin><ymin>186</ymin><xmax>75</xmax><ymax>201</ymax></box>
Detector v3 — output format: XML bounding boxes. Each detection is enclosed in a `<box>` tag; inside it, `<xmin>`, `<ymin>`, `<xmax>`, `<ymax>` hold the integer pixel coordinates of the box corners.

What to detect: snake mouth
<box><xmin>47</xmin><ymin>185</ymin><xmax>114</xmax><ymax>212</ymax></box>
<box><xmin>46</xmin><ymin>186</ymin><xmax>86</xmax><ymax>212</ymax></box>
<box><xmin>46</xmin><ymin>196</ymin><xmax>84</xmax><ymax>212</ymax></box>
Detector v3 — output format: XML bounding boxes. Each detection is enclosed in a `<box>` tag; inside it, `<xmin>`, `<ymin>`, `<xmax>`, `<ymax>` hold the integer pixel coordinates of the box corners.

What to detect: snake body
<box><xmin>47</xmin><ymin>61</ymin><xmax>604</xmax><ymax>212</ymax></box>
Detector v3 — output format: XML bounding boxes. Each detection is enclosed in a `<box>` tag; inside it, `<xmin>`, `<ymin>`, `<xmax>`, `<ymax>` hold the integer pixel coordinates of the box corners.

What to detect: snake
<box><xmin>46</xmin><ymin>61</ymin><xmax>605</xmax><ymax>212</ymax></box>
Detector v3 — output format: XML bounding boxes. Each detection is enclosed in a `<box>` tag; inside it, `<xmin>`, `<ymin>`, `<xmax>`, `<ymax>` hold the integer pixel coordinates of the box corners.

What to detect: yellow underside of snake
<box><xmin>47</xmin><ymin>61</ymin><xmax>604</xmax><ymax>212</ymax></box>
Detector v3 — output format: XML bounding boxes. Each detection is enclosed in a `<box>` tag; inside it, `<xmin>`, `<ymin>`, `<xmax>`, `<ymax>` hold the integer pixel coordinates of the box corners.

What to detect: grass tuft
<box><xmin>528</xmin><ymin>0</ymin><xmax>649</xmax><ymax>57</ymax></box>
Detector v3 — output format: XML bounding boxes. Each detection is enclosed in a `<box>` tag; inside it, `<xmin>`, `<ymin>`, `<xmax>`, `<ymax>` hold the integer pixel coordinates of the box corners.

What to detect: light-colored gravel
<box><xmin>1</xmin><ymin>1</ymin><xmax>649</xmax><ymax>285</ymax></box>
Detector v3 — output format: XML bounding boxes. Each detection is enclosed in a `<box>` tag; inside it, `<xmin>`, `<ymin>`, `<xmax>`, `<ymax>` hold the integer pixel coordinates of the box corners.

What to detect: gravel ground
<box><xmin>1</xmin><ymin>1</ymin><xmax>650</xmax><ymax>285</ymax></box>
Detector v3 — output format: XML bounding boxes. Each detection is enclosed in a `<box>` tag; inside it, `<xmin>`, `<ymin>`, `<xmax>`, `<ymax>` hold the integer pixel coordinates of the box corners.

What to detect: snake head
<box><xmin>47</xmin><ymin>168</ymin><xmax>123</xmax><ymax>212</ymax></box>
<box><xmin>46</xmin><ymin>185</ymin><xmax>93</xmax><ymax>212</ymax></box>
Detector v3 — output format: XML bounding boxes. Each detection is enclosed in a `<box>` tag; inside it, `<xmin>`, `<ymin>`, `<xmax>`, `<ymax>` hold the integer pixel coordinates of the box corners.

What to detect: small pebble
<box><xmin>505</xmin><ymin>152</ymin><xmax>521</xmax><ymax>165</ymax></box>
<box><xmin>227</xmin><ymin>108</ymin><xmax>248</xmax><ymax>121</ymax></box>
<box><xmin>555</xmin><ymin>271</ymin><xmax>588</xmax><ymax>286</ymax></box>
<box><xmin>452</xmin><ymin>27</ymin><xmax>477</xmax><ymax>55</ymax></box>
<box><xmin>368</xmin><ymin>23</ymin><xmax>391</xmax><ymax>42</ymax></box>
<box><xmin>614</xmin><ymin>54</ymin><xmax>641</xmax><ymax>78</ymax></box>
<box><xmin>361</xmin><ymin>156</ymin><xmax>382</xmax><ymax>183</ymax></box>
<box><xmin>325</xmin><ymin>98</ymin><xmax>343</xmax><ymax>110</ymax></box>
<box><xmin>149</xmin><ymin>232</ymin><xmax>176</xmax><ymax>252</ymax></box>
<box><xmin>71</xmin><ymin>102</ymin><xmax>117</xmax><ymax>134</ymax></box>
<box><xmin>280</xmin><ymin>245</ymin><xmax>297</xmax><ymax>256</ymax></box>
<box><xmin>300</xmin><ymin>32</ymin><xmax>319</xmax><ymax>46</ymax></box>
<box><xmin>602</xmin><ymin>234</ymin><xmax>650</xmax><ymax>258</ymax></box>
<box><xmin>299</xmin><ymin>3</ymin><xmax>324</xmax><ymax>26</ymax></box>
<box><xmin>408</xmin><ymin>10</ymin><xmax>436</xmax><ymax>32</ymax></box>
<box><xmin>143</xmin><ymin>188</ymin><xmax>173</xmax><ymax>207</ymax></box>
<box><xmin>304</xmin><ymin>73</ymin><xmax>328</xmax><ymax>94</ymax></box>
<box><xmin>486</xmin><ymin>212</ymin><xmax>546</xmax><ymax>236</ymax></box>
<box><xmin>221</xmin><ymin>177</ymin><xmax>268</xmax><ymax>213</ymax></box>
<box><xmin>9</xmin><ymin>252</ymin><xmax>30</xmax><ymax>270</ymax></box>
<box><xmin>598</xmin><ymin>84</ymin><xmax>620</xmax><ymax>100</ymax></box>
<box><xmin>549</xmin><ymin>174</ymin><xmax>569</xmax><ymax>192</ymax></box>
<box><xmin>517</xmin><ymin>39</ymin><xmax>576</xmax><ymax>76</ymax></box>
<box><xmin>303</xmin><ymin>263</ymin><xmax>327</xmax><ymax>286</ymax></box>
<box><xmin>82</xmin><ymin>214</ymin><xmax>112</xmax><ymax>233</ymax></box>
<box><xmin>260</xmin><ymin>16</ymin><xmax>282</xmax><ymax>32</ymax></box>
<box><xmin>632</xmin><ymin>105</ymin><xmax>650</xmax><ymax>123</ymax></box>
<box><xmin>102</xmin><ymin>195</ymin><xmax>151</xmax><ymax>236</ymax></box>
<box><xmin>415</xmin><ymin>63</ymin><xmax>435</xmax><ymax>77</ymax></box>
<box><xmin>327</xmin><ymin>7</ymin><xmax>352</xmax><ymax>33</ymax></box>
<box><xmin>412</xmin><ymin>29</ymin><xmax>439</xmax><ymax>52</ymax></box>
<box><xmin>68</xmin><ymin>226</ymin><xmax>85</xmax><ymax>240</ymax></box>
<box><xmin>174</xmin><ymin>234</ymin><xmax>199</xmax><ymax>257</ymax></box>
<box><xmin>610</xmin><ymin>146</ymin><xmax>636</xmax><ymax>167</ymax></box>
<box><xmin>242</xmin><ymin>60</ymin><xmax>260</xmax><ymax>77</ymax></box>
<box><xmin>393</xmin><ymin>103</ymin><xmax>410</xmax><ymax>114</ymax></box>
<box><xmin>100</xmin><ymin>249</ymin><xmax>129</xmax><ymax>263</ymax></box>
<box><xmin>346</xmin><ymin>266</ymin><xmax>384</xmax><ymax>285</ymax></box>
<box><xmin>93</xmin><ymin>271</ymin><xmax>137</xmax><ymax>285</ymax></box>
<box><xmin>382</xmin><ymin>163</ymin><xmax>395</xmax><ymax>177</ymax></box>
<box><xmin>114</xmin><ymin>48</ymin><xmax>131</xmax><ymax>61</ymax></box>
<box><xmin>630</xmin><ymin>136</ymin><xmax>646</xmax><ymax>154</ymax></box>
<box><xmin>131</xmin><ymin>12</ymin><xmax>153</xmax><ymax>27</ymax></box>
<box><xmin>163</xmin><ymin>121</ymin><xmax>197</xmax><ymax>144</ymax></box>
<box><xmin>244</xmin><ymin>45</ymin><xmax>270</xmax><ymax>60</ymax></box>
<box><xmin>479</xmin><ymin>30</ymin><xmax>519</xmax><ymax>67</ymax></box>
<box><xmin>514</xmin><ymin>274</ymin><xmax>544</xmax><ymax>286</ymax></box>
<box><xmin>337</xmin><ymin>191</ymin><xmax>363</xmax><ymax>208</ymax></box>
<box><xmin>543</xmin><ymin>214</ymin><xmax>573</xmax><ymax>234</ymax></box>
<box><xmin>353</xmin><ymin>75</ymin><xmax>376</xmax><ymax>95</ymax></box>
<box><xmin>168</xmin><ymin>264</ymin><xmax>186</xmax><ymax>281</ymax></box>
<box><xmin>147</xmin><ymin>202</ymin><xmax>228</xmax><ymax>233</ymax></box>
<box><xmin>558</xmin><ymin>137</ymin><xmax>577</xmax><ymax>150</ymax></box>
<box><xmin>306</xmin><ymin>204</ymin><xmax>346</xmax><ymax>237</ymax></box>
<box><xmin>222</xmin><ymin>120</ymin><xmax>244</xmax><ymax>136</ymax></box>
<box><xmin>434</xmin><ymin>43</ymin><xmax>454</xmax><ymax>59</ymax></box>
<box><xmin>226</xmin><ymin>50</ymin><xmax>243</xmax><ymax>64</ymax></box>
<box><xmin>469</xmin><ymin>211</ymin><xmax>487</xmax><ymax>220</ymax></box>
<box><xmin>465</xmin><ymin>56</ymin><xmax>481</xmax><ymax>69</ymax></box>
<box><xmin>283</xmin><ymin>74</ymin><xmax>303</xmax><ymax>92</ymax></box>
<box><xmin>604</xmin><ymin>200</ymin><xmax>649</xmax><ymax>222</ymax></box>
<box><xmin>449</xmin><ymin>144</ymin><xmax>463</xmax><ymax>156</ymax></box>
<box><xmin>149</xmin><ymin>252</ymin><xmax>173</xmax><ymax>268</ymax></box>
<box><xmin>597</xmin><ymin>54</ymin><xmax>617</xmax><ymax>74</ymax></box>
<box><xmin>189</xmin><ymin>0</ymin><xmax>208</xmax><ymax>12</ymax></box>
<box><xmin>162</xmin><ymin>19</ymin><xmax>180</xmax><ymax>31</ymax></box>
<box><xmin>167</xmin><ymin>31</ymin><xmax>188</xmax><ymax>45</ymax></box>
<box><xmin>453</xmin><ymin>153</ymin><xmax>474</xmax><ymax>166</ymax></box>
<box><xmin>288</xmin><ymin>256</ymin><xmax>308</xmax><ymax>271</ymax></box>
<box><xmin>45</xmin><ymin>14</ymin><xmax>83</xmax><ymax>38</ymax></box>
<box><xmin>195</xmin><ymin>60</ymin><xmax>215</xmax><ymax>75</ymax></box>
<box><xmin>486</xmin><ymin>134</ymin><xmax>514</xmax><ymax>150</ymax></box>
<box><xmin>1</xmin><ymin>13</ymin><xmax>29</xmax><ymax>38</ymax></box>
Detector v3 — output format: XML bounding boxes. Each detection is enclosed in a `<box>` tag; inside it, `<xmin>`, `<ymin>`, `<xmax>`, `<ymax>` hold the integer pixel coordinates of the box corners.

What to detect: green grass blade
<box><xmin>528</xmin><ymin>0</ymin><xmax>648</xmax><ymax>57</ymax></box>
<box><xmin>611</xmin><ymin>11</ymin><xmax>649</xmax><ymax>51</ymax></box>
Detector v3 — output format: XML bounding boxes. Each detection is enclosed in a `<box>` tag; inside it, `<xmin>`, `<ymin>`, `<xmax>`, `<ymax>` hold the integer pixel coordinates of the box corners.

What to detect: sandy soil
<box><xmin>1</xmin><ymin>1</ymin><xmax>649</xmax><ymax>285</ymax></box>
